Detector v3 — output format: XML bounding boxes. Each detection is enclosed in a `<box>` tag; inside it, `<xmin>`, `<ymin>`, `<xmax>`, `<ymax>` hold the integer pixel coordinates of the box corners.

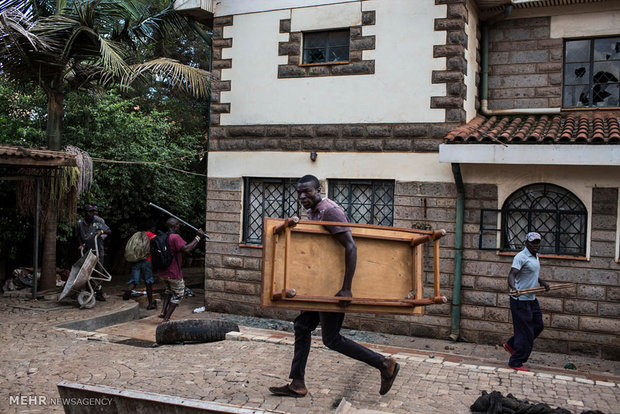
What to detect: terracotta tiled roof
<box><xmin>445</xmin><ymin>112</ymin><xmax>620</xmax><ymax>144</ymax></box>
<box><xmin>0</xmin><ymin>145</ymin><xmax>77</xmax><ymax>167</ymax></box>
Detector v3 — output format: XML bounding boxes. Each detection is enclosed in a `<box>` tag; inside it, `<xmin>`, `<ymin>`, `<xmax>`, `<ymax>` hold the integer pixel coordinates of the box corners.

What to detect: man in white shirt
<box><xmin>504</xmin><ymin>232</ymin><xmax>550</xmax><ymax>372</ymax></box>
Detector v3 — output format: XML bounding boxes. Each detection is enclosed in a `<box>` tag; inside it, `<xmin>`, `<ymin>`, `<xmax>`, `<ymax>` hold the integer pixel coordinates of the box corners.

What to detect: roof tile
<box><xmin>446</xmin><ymin>111</ymin><xmax>620</xmax><ymax>145</ymax></box>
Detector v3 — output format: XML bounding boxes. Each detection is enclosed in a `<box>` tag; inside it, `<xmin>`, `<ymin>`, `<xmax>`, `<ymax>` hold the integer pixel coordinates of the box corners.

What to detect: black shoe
<box><xmin>122</xmin><ymin>291</ymin><xmax>131</xmax><ymax>300</ymax></box>
<box><xmin>146</xmin><ymin>303</ymin><xmax>156</xmax><ymax>310</ymax></box>
<box><xmin>95</xmin><ymin>293</ymin><xmax>106</xmax><ymax>302</ymax></box>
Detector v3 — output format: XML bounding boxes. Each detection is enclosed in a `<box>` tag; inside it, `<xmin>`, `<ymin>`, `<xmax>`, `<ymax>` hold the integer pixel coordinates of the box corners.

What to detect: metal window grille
<box><xmin>302</xmin><ymin>29</ymin><xmax>350</xmax><ymax>64</ymax></box>
<box><xmin>328</xmin><ymin>180</ymin><xmax>394</xmax><ymax>226</ymax></box>
<box><xmin>479</xmin><ymin>183</ymin><xmax>587</xmax><ymax>256</ymax></box>
<box><xmin>242</xmin><ymin>178</ymin><xmax>299</xmax><ymax>244</ymax></box>
<box><xmin>563</xmin><ymin>37</ymin><xmax>620</xmax><ymax>108</ymax></box>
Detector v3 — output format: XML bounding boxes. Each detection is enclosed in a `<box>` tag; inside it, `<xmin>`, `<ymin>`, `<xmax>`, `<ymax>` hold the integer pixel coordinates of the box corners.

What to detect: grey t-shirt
<box><xmin>511</xmin><ymin>247</ymin><xmax>540</xmax><ymax>301</ymax></box>
<box><xmin>307</xmin><ymin>198</ymin><xmax>350</xmax><ymax>235</ymax></box>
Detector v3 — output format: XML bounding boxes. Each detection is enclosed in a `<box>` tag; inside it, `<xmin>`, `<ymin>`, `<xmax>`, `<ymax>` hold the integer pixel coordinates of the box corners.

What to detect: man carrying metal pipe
<box><xmin>158</xmin><ymin>217</ymin><xmax>205</xmax><ymax>322</ymax></box>
<box><xmin>504</xmin><ymin>232</ymin><xmax>550</xmax><ymax>372</ymax></box>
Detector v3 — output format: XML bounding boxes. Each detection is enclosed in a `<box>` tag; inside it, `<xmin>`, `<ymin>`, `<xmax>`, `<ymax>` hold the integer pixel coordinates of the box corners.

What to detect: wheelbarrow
<box><xmin>58</xmin><ymin>235</ymin><xmax>112</xmax><ymax>308</ymax></box>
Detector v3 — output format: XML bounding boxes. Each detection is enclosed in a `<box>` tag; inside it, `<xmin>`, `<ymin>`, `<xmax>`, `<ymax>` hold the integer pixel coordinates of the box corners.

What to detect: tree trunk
<box><xmin>40</xmin><ymin>204</ymin><xmax>58</xmax><ymax>291</ymax></box>
<box><xmin>46</xmin><ymin>91</ymin><xmax>64</xmax><ymax>150</ymax></box>
<box><xmin>40</xmin><ymin>90</ymin><xmax>64</xmax><ymax>290</ymax></box>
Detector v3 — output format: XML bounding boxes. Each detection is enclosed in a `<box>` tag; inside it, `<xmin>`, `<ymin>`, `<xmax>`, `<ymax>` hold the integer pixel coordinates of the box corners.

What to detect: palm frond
<box><xmin>126</xmin><ymin>2</ymin><xmax>188</xmax><ymax>44</ymax></box>
<box><xmin>128</xmin><ymin>57</ymin><xmax>211</xmax><ymax>99</ymax></box>
<box><xmin>0</xmin><ymin>8</ymin><xmax>51</xmax><ymax>80</ymax></box>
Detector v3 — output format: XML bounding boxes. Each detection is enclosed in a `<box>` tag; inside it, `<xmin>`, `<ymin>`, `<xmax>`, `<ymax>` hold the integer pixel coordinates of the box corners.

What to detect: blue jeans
<box><xmin>508</xmin><ymin>298</ymin><xmax>544</xmax><ymax>367</ymax></box>
<box><xmin>128</xmin><ymin>260</ymin><xmax>153</xmax><ymax>285</ymax></box>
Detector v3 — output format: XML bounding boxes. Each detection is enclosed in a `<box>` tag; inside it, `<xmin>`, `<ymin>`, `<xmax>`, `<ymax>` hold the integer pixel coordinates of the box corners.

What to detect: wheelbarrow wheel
<box><xmin>77</xmin><ymin>291</ymin><xmax>96</xmax><ymax>309</ymax></box>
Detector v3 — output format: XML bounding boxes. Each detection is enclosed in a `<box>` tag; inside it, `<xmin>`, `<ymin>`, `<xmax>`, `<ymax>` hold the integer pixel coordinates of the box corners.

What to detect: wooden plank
<box><xmin>261</xmin><ymin>218</ymin><xmax>448</xmax><ymax>316</ymax></box>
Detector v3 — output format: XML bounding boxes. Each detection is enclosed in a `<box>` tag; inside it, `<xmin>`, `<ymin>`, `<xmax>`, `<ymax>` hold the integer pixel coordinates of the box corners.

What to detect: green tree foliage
<box><xmin>0</xmin><ymin>76</ymin><xmax>206</xmax><ymax>270</ymax></box>
<box><xmin>0</xmin><ymin>0</ymin><xmax>210</xmax><ymax>287</ymax></box>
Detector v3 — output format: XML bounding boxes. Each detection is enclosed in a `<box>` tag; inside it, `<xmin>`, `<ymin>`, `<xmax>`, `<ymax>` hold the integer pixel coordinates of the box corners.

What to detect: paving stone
<box><xmin>0</xmin><ymin>295</ymin><xmax>618</xmax><ymax>414</ymax></box>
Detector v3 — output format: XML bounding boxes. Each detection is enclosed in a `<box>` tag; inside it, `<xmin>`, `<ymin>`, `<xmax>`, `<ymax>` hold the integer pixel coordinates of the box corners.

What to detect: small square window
<box><xmin>302</xmin><ymin>30</ymin><xmax>350</xmax><ymax>64</ymax></box>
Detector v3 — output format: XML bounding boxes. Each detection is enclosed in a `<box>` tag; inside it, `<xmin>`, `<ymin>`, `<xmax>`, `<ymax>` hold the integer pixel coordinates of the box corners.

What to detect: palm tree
<box><xmin>0</xmin><ymin>0</ymin><xmax>210</xmax><ymax>290</ymax></box>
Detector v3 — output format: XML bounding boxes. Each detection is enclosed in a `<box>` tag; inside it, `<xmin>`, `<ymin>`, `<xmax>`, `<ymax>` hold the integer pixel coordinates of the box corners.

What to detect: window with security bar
<box><xmin>479</xmin><ymin>183</ymin><xmax>587</xmax><ymax>256</ymax></box>
<box><xmin>563</xmin><ymin>37</ymin><xmax>620</xmax><ymax>108</ymax></box>
<box><xmin>242</xmin><ymin>178</ymin><xmax>300</xmax><ymax>245</ymax></box>
<box><xmin>302</xmin><ymin>30</ymin><xmax>350</xmax><ymax>64</ymax></box>
<box><xmin>328</xmin><ymin>180</ymin><xmax>394</xmax><ymax>226</ymax></box>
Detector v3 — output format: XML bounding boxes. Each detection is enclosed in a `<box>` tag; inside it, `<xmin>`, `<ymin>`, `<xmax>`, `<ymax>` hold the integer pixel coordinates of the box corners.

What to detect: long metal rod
<box><xmin>32</xmin><ymin>178</ymin><xmax>40</xmax><ymax>299</ymax></box>
<box><xmin>149</xmin><ymin>202</ymin><xmax>209</xmax><ymax>238</ymax></box>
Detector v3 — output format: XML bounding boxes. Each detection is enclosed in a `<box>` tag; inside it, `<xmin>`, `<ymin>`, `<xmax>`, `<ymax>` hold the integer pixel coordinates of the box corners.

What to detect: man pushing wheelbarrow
<box><xmin>58</xmin><ymin>204</ymin><xmax>112</xmax><ymax>308</ymax></box>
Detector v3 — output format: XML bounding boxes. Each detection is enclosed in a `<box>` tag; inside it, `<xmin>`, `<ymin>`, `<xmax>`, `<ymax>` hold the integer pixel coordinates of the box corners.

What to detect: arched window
<box><xmin>501</xmin><ymin>183</ymin><xmax>587</xmax><ymax>256</ymax></box>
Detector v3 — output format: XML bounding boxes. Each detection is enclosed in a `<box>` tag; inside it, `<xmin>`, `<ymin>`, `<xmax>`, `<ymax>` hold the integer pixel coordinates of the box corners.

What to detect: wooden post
<box><xmin>433</xmin><ymin>240</ymin><xmax>441</xmax><ymax>298</ymax></box>
<box><xmin>271</xmin><ymin>231</ymin><xmax>279</xmax><ymax>298</ymax></box>
<box><xmin>282</xmin><ymin>226</ymin><xmax>292</xmax><ymax>295</ymax></box>
<box><xmin>415</xmin><ymin>244</ymin><xmax>423</xmax><ymax>301</ymax></box>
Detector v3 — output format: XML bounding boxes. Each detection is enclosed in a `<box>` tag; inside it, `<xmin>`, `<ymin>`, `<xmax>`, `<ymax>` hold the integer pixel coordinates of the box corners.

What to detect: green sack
<box><xmin>124</xmin><ymin>231</ymin><xmax>150</xmax><ymax>262</ymax></box>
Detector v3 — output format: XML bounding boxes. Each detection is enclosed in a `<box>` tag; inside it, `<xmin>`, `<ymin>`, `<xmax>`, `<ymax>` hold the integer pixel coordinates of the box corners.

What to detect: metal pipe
<box><xmin>32</xmin><ymin>178</ymin><xmax>40</xmax><ymax>299</ymax></box>
<box><xmin>450</xmin><ymin>163</ymin><xmax>465</xmax><ymax>341</ymax></box>
<box><xmin>149</xmin><ymin>203</ymin><xmax>209</xmax><ymax>238</ymax></box>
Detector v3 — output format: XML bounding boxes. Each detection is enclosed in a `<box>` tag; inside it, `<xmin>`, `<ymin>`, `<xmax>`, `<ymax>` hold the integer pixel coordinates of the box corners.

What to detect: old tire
<box><xmin>156</xmin><ymin>319</ymin><xmax>239</xmax><ymax>345</ymax></box>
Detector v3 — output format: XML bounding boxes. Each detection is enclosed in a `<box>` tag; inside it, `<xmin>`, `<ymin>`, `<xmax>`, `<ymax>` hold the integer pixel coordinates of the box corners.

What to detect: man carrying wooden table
<box><xmin>504</xmin><ymin>231</ymin><xmax>550</xmax><ymax>372</ymax></box>
<box><xmin>269</xmin><ymin>175</ymin><xmax>400</xmax><ymax>398</ymax></box>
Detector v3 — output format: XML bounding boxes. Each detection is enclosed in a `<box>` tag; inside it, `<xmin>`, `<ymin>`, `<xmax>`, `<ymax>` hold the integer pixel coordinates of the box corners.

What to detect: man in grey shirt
<box><xmin>504</xmin><ymin>232</ymin><xmax>550</xmax><ymax>371</ymax></box>
<box><xmin>269</xmin><ymin>175</ymin><xmax>399</xmax><ymax>397</ymax></box>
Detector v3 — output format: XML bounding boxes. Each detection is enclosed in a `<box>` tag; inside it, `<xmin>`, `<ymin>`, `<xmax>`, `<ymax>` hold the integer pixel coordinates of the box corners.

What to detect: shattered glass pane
<box><xmin>303</xmin><ymin>48</ymin><xmax>325</xmax><ymax>64</ymax></box>
<box><xmin>563</xmin><ymin>85</ymin><xmax>590</xmax><ymax>107</ymax></box>
<box><xmin>564</xmin><ymin>63</ymin><xmax>590</xmax><ymax>85</ymax></box>
<box><xmin>593</xmin><ymin>83</ymin><xmax>619</xmax><ymax>106</ymax></box>
<box><xmin>593</xmin><ymin>37</ymin><xmax>620</xmax><ymax>61</ymax></box>
<box><xmin>303</xmin><ymin>30</ymin><xmax>349</xmax><ymax>64</ymax></box>
<box><xmin>328</xmin><ymin>46</ymin><xmax>349</xmax><ymax>62</ymax></box>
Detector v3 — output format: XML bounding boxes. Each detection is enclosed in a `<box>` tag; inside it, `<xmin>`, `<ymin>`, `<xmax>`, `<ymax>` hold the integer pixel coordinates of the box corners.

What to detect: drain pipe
<box><xmin>449</xmin><ymin>163</ymin><xmax>465</xmax><ymax>341</ymax></box>
<box><xmin>479</xmin><ymin>5</ymin><xmax>560</xmax><ymax>116</ymax></box>
<box><xmin>188</xmin><ymin>19</ymin><xmax>213</xmax><ymax>292</ymax></box>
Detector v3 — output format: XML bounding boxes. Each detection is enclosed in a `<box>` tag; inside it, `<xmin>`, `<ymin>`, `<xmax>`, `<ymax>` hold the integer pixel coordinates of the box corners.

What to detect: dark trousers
<box><xmin>507</xmin><ymin>298</ymin><xmax>544</xmax><ymax>367</ymax></box>
<box><xmin>289</xmin><ymin>311</ymin><xmax>386</xmax><ymax>380</ymax></box>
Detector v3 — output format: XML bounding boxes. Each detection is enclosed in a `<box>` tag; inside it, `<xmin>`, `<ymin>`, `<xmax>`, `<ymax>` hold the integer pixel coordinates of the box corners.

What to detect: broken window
<box><xmin>328</xmin><ymin>180</ymin><xmax>394</xmax><ymax>226</ymax></box>
<box><xmin>242</xmin><ymin>178</ymin><xmax>300</xmax><ymax>245</ymax></box>
<box><xmin>563</xmin><ymin>37</ymin><xmax>620</xmax><ymax>108</ymax></box>
<box><xmin>302</xmin><ymin>30</ymin><xmax>350</xmax><ymax>64</ymax></box>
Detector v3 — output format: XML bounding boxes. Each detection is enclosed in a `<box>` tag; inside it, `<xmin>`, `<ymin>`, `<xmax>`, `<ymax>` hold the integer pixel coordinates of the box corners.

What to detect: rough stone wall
<box><xmin>204</xmin><ymin>177</ymin><xmax>299</xmax><ymax>321</ymax></box>
<box><xmin>487</xmin><ymin>17</ymin><xmax>563</xmax><ymax>110</ymax></box>
<box><xmin>277</xmin><ymin>11</ymin><xmax>376</xmax><ymax>78</ymax></box>
<box><xmin>209</xmin><ymin>123</ymin><xmax>457</xmax><ymax>153</ymax></box>
<box><xmin>205</xmin><ymin>179</ymin><xmax>619</xmax><ymax>360</ymax></box>
<box><xmin>457</xmin><ymin>186</ymin><xmax>620</xmax><ymax>360</ymax></box>
<box><xmin>433</xmin><ymin>0</ymin><xmax>470</xmax><ymax>123</ymax></box>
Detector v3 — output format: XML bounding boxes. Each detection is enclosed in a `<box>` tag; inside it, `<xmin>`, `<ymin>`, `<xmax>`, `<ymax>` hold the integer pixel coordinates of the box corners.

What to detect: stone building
<box><xmin>183</xmin><ymin>0</ymin><xmax>620</xmax><ymax>359</ymax></box>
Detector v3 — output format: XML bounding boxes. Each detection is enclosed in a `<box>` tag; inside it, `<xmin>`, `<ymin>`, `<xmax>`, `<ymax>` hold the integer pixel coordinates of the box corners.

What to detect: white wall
<box><xmin>209</xmin><ymin>151</ymin><xmax>454</xmax><ymax>182</ymax></box>
<box><xmin>215</xmin><ymin>0</ymin><xmax>359</xmax><ymax>17</ymax></box>
<box><xmin>219</xmin><ymin>0</ymin><xmax>447</xmax><ymax>125</ymax></box>
<box><xmin>550</xmin><ymin>10</ymin><xmax>620</xmax><ymax>38</ymax></box>
<box><xmin>462</xmin><ymin>164</ymin><xmax>620</xmax><ymax>259</ymax></box>
<box><xmin>464</xmin><ymin>0</ymin><xmax>478</xmax><ymax>122</ymax></box>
